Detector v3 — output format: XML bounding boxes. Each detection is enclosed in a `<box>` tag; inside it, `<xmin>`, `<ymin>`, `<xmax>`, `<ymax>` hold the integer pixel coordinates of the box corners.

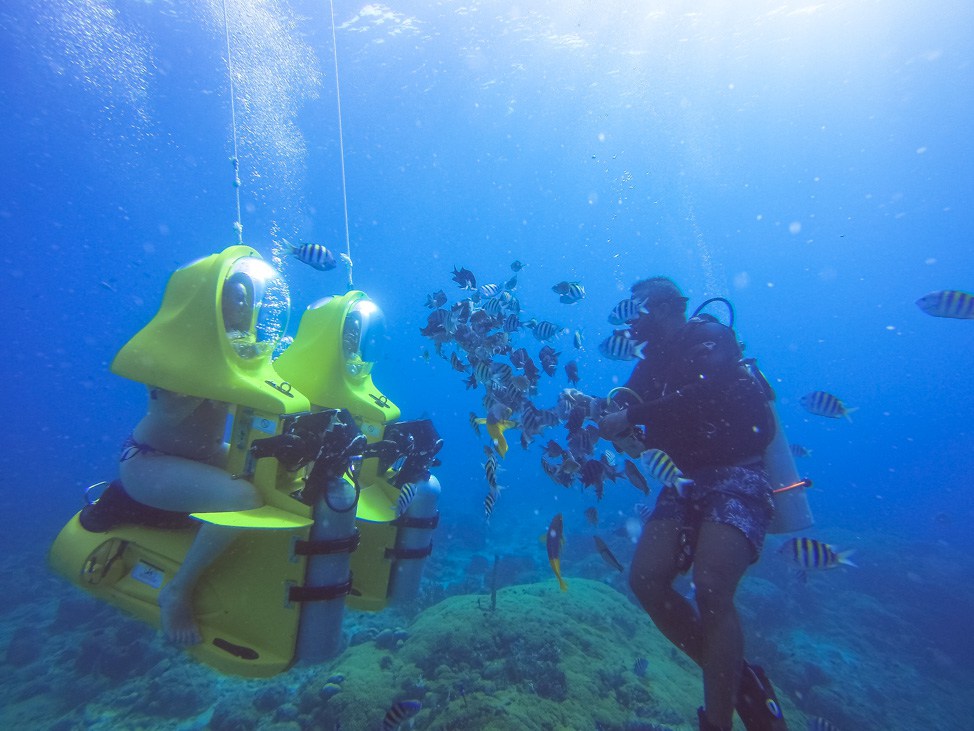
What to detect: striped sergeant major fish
<box><xmin>552</xmin><ymin>280</ymin><xmax>586</xmax><ymax>304</ymax></box>
<box><xmin>484</xmin><ymin>486</ymin><xmax>499</xmax><ymax>521</ymax></box>
<box><xmin>481</xmin><ymin>296</ymin><xmax>505</xmax><ymax>316</ymax></box>
<box><xmin>640</xmin><ymin>449</ymin><xmax>694</xmax><ymax>497</ymax></box>
<box><xmin>608</xmin><ymin>297</ymin><xmax>648</xmax><ymax>325</ymax></box>
<box><xmin>779</xmin><ymin>537</ymin><xmax>856</xmax><ymax>573</ymax></box>
<box><xmin>800</xmin><ymin>390</ymin><xmax>857</xmax><ymax>421</ymax></box>
<box><xmin>598</xmin><ymin>332</ymin><xmax>647</xmax><ymax>361</ymax></box>
<box><xmin>483</xmin><ymin>446</ymin><xmax>500</xmax><ymax>490</ymax></box>
<box><xmin>288</xmin><ymin>242</ymin><xmax>336</xmax><ymax>271</ymax></box>
<box><xmin>915</xmin><ymin>289</ymin><xmax>974</xmax><ymax>319</ymax></box>
<box><xmin>789</xmin><ymin>443</ymin><xmax>812</xmax><ymax>458</ymax></box>
<box><xmin>527</xmin><ymin>319</ymin><xmax>564</xmax><ymax>341</ymax></box>
<box><xmin>382</xmin><ymin>699</ymin><xmax>421</xmax><ymax>730</ymax></box>
<box><xmin>395</xmin><ymin>483</ymin><xmax>416</xmax><ymax>518</ymax></box>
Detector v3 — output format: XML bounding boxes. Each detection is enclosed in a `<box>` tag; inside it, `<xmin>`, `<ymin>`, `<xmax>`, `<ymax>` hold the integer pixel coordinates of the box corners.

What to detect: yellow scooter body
<box><xmin>274</xmin><ymin>291</ymin><xmax>404</xmax><ymax>611</ymax></box>
<box><xmin>49</xmin><ymin>411</ymin><xmax>315</xmax><ymax>678</ymax></box>
<box><xmin>49</xmin><ymin>247</ymin><xmax>317</xmax><ymax>677</ymax></box>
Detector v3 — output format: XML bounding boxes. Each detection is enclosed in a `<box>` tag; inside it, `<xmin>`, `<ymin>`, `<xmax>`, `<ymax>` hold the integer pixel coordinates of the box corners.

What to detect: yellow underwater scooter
<box><xmin>48</xmin><ymin>247</ymin><xmax>442</xmax><ymax>677</ymax></box>
<box><xmin>274</xmin><ymin>291</ymin><xmax>443</xmax><ymax>615</ymax></box>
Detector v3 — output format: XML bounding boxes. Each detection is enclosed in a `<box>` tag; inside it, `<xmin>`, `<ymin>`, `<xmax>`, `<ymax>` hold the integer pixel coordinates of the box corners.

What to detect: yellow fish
<box><xmin>473</xmin><ymin>416</ymin><xmax>517</xmax><ymax>458</ymax></box>
<box><xmin>546</xmin><ymin>513</ymin><xmax>568</xmax><ymax>591</ymax></box>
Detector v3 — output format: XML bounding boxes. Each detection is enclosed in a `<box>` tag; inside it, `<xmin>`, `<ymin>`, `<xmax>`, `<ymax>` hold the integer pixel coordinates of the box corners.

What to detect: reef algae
<box><xmin>296</xmin><ymin>579</ymin><xmax>795</xmax><ymax>730</ymax></box>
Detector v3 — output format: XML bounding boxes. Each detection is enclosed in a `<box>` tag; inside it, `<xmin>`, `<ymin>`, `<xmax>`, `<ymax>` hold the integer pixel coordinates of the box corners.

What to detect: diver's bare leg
<box><xmin>693</xmin><ymin>522</ymin><xmax>752</xmax><ymax>728</ymax></box>
<box><xmin>629</xmin><ymin>518</ymin><xmax>704</xmax><ymax>663</ymax></box>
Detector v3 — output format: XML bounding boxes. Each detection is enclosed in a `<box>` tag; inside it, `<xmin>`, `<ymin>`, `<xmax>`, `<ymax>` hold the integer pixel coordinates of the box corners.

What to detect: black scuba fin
<box><xmin>736</xmin><ymin>662</ymin><xmax>789</xmax><ymax>731</ymax></box>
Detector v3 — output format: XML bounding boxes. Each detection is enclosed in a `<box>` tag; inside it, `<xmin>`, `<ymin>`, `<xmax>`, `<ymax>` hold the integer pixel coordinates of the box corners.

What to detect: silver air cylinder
<box><xmin>388</xmin><ymin>474</ymin><xmax>441</xmax><ymax>604</ymax></box>
<box><xmin>764</xmin><ymin>404</ymin><xmax>814</xmax><ymax>533</ymax></box>
<box><xmin>295</xmin><ymin>476</ymin><xmax>358</xmax><ymax>663</ymax></box>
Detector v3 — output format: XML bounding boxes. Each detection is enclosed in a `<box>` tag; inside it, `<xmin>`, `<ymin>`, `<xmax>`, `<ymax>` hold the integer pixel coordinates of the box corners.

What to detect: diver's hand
<box><xmin>560</xmin><ymin>387</ymin><xmax>586</xmax><ymax>404</ymax></box>
<box><xmin>557</xmin><ymin>388</ymin><xmax>590</xmax><ymax>420</ymax></box>
<box><xmin>598</xmin><ymin>410</ymin><xmax>631</xmax><ymax>441</ymax></box>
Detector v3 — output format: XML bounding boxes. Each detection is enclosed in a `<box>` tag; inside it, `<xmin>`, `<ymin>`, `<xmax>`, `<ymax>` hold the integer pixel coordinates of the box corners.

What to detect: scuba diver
<box><xmin>567</xmin><ymin>276</ymin><xmax>791</xmax><ymax>731</ymax></box>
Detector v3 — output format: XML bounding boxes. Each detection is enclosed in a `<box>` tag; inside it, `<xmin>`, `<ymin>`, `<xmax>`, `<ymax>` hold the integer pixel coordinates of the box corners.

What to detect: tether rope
<box><xmin>328</xmin><ymin>0</ymin><xmax>354</xmax><ymax>289</ymax></box>
<box><xmin>221</xmin><ymin>0</ymin><xmax>244</xmax><ymax>244</ymax></box>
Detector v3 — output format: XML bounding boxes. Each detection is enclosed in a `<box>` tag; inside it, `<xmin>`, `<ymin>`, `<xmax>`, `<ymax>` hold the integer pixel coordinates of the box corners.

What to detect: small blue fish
<box><xmin>623</xmin><ymin>460</ymin><xmax>650</xmax><ymax>495</ymax></box>
<box><xmin>594</xmin><ymin>536</ymin><xmax>624</xmax><ymax>573</ymax></box>
<box><xmin>800</xmin><ymin>391</ymin><xmax>857</xmax><ymax>421</ymax></box>
<box><xmin>290</xmin><ymin>242</ymin><xmax>336</xmax><ymax>271</ymax></box>
<box><xmin>565</xmin><ymin>360</ymin><xmax>580</xmax><ymax>386</ymax></box>
<box><xmin>633</xmin><ymin>657</ymin><xmax>649</xmax><ymax>677</ymax></box>
<box><xmin>640</xmin><ymin>449</ymin><xmax>694</xmax><ymax>497</ymax></box>
<box><xmin>451</xmin><ymin>265</ymin><xmax>476</xmax><ymax>290</ymax></box>
<box><xmin>916</xmin><ymin>289</ymin><xmax>974</xmax><ymax>319</ymax></box>
<box><xmin>424</xmin><ymin>290</ymin><xmax>446</xmax><ymax>309</ymax></box>
<box><xmin>539</xmin><ymin>345</ymin><xmax>559</xmax><ymax>376</ymax></box>
<box><xmin>382</xmin><ymin>699</ymin><xmax>421</xmax><ymax>730</ymax></box>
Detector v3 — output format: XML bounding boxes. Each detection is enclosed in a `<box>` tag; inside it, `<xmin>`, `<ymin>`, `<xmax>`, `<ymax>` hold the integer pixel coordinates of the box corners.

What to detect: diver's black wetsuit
<box><xmin>623</xmin><ymin>317</ymin><xmax>774</xmax><ymax>470</ymax></box>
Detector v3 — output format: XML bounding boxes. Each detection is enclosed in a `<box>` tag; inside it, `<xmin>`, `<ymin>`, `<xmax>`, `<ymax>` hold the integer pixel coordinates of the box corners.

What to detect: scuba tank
<box><xmin>694</xmin><ymin>294</ymin><xmax>813</xmax><ymax>534</ymax></box>
<box><xmin>763</xmin><ymin>401</ymin><xmax>814</xmax><ymax>533</ymax></box>
<box><xmin>250</xmin><ymin>408</ymin><xmax>367</xmax><ymax>662</ymax></box>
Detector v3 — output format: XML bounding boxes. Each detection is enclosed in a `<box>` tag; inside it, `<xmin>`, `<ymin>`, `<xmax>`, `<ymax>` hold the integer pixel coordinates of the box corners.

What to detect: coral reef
<box><xmin>1</xmin><ymin>530</ymin><xmax>972</xmax><ymax>730</ymax></box>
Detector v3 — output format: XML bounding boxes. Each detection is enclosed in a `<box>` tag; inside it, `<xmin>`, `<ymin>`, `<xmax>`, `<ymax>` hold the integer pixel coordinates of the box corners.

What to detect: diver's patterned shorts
<box><xmin>649</xmin><ymin>464</ymin><xmax>775</xmax><ymax>558</ymax></box>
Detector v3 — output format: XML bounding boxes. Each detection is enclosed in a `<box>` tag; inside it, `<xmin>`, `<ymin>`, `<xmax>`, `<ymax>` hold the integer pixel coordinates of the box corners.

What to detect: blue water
<box><xmin>2</xmin><ymin>1</ymin><xmax>973</xmax><ymax>729</ymax></box>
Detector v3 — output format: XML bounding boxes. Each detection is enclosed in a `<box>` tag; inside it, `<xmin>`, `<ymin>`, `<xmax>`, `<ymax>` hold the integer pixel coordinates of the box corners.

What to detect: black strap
<box><xmin>294</xmin><ymin>530</ymin><xmax>360</xmax><ymax>556</ymax></box>
<box><xmin>391</xmin><ymin>511</ymin><xmax>440</xmax><ymax>530</ymax></box>
<box><xmin>288</xmin><ymin>575</ymin><xmax>353</xmax><ymax>603</ymax></box>
<box><xmin>385</xmin><ymin>542</ymin><xmax>433</xmax><ymax>561</ymax></box>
